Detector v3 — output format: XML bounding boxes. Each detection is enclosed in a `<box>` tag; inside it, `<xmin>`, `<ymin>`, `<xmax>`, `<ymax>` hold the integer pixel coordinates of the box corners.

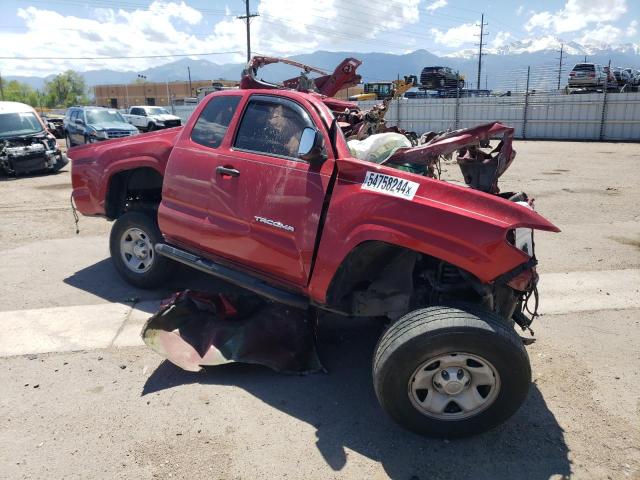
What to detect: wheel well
<box><xmin>105</xmin><ymin>167</ymin><xmax>163</xmax><ymax>220</ymax></box>
<box><xmin>325</xmin><ymin>241</ymin><xmax>512</xmax><ymax>320</ymax></box>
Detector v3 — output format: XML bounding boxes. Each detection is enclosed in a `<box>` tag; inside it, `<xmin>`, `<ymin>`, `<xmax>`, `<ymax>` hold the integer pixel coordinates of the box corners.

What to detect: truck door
<box><xmin>207</xmin><ymin>94</ymin><xmax>333</xmax><ymax>286</ymax></box>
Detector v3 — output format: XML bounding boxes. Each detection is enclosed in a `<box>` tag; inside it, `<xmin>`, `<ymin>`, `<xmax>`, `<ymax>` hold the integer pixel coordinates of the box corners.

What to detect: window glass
<box><xmin>70</xmin><ymin>110</ymin><xmax>78</xmax><ymax>121</ymax></box>
<box><xmin>0</xmin><ymin>112</ymin><xmax>44</xmax><ymax>139</ymax></box>
<box><xmin>234</xmin><ymin>98</ymin><xmax>313</xmax><ymax>159</ymax></box>
<box><xmin>191</xmin><ymin>96</ymin><xmax>241</xmax><ymax>149</ymax></box>
<box><xmin>86</xmin><ymin>109</ymin><xmax>125</xmax><ymax>124</ymax></box>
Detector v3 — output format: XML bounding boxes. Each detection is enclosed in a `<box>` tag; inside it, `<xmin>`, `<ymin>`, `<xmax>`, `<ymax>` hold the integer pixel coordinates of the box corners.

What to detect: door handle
<box><xmin>216</xmin><ymin>166</ymin><xmax>240</xmax><ymax>177</ymax></box>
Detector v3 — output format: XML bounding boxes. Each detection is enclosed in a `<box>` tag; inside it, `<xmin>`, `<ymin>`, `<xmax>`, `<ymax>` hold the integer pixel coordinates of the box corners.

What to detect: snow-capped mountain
<box><xmin>447</xmin><ymin>37</ymin><xmax>640</xmax><ymax>58</ymax></box>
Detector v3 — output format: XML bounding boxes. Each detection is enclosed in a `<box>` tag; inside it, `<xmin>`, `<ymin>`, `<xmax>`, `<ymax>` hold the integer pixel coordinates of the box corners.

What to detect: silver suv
<box><xmin>568</xmin><ymin>63</ymin><xmax>606</xmax><ymax>88</ymax></box>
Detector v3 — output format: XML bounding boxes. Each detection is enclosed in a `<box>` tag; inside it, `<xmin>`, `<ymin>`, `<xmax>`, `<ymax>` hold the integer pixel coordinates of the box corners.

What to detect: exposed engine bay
<box><xmin>342</xmin><ymin>123</ymin><xmax>539</xmax><ymax>334</ymax></box>
<box><xmin>0</xmin><ymin>133</ymin><xmax>68</xmax><ymax>175</ymax></box>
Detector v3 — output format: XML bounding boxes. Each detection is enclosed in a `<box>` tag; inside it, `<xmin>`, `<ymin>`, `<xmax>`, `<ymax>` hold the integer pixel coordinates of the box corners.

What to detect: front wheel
<box><xmin>109</xmin><ymin>212</ymin><xmax>175</xmax><ymax>288</ymax></box>
<box><xmin>65</xmin><ymin>133</ymin><xmax>73</xmax><ymax>149</ymax></box>
<box><xmin>373</xmin><ymin>304</ymin><xmax>531</xmax><ymax>438</ymax></box>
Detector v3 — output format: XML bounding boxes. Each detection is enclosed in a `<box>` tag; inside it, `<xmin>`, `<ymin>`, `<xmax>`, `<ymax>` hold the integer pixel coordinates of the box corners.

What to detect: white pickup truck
<box><xmin>122</xmin><ymin>106</ymin><xmax>182</xmax><ymax>131</ymax></box>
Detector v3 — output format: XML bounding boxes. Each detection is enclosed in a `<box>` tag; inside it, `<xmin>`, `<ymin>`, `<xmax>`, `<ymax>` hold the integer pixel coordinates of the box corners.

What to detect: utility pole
<box><xmin>475</xmin><ymin>13</ymin><xmax>489</xmax><ymax>90</ymax></box>
<box><xmin>238</xmin><ymin>0</ymin><xmax>259</xmax><ymax>62</ymax></box>
<box><xmin>187</xmin><ymin>66</ymin><xmax>192</xmax><ymax>97</ymax></box>
<box><xmin>557</xmin><ymin>43</ymin><xmax>564</xmax><ymax>90</ymax></box>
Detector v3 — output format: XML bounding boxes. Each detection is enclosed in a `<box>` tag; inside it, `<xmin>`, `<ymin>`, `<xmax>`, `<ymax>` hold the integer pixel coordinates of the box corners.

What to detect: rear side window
<box><xmin>70</xmin><ymin>110</ymin><xmax>78</xmax><ymax>121</ymax></box>
<box><xmin>573</xmin><ymin>64</ymin><xmax>595</xmax><ymax>72</ymax></box>
<box><xmin>234</xmin><ymin>97</ymin><xmax>313</xmax><ymax>159</ymax></box>
<box><xmin>191</xmin><ymin>96</ymin><xmax>241</xmax><ymax>149</ymax></box>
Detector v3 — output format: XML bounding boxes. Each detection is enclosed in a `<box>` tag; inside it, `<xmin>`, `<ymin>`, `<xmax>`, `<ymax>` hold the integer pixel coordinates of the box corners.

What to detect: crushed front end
<box><xmin>0</xmin><ymin>133</ymin><xmax>68</xmax><ymax>175</ymax></box>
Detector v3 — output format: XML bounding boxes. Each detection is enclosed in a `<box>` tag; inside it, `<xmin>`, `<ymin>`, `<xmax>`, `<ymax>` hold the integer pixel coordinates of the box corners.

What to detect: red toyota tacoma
<box><xmin>71</xmin><ymin>88</ymin><xmax>558</xmax><ymax>438</ymax></box>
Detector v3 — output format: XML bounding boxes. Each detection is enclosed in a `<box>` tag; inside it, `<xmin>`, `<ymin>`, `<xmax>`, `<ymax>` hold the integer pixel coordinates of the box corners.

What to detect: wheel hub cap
<box><xmin>435</xmin><ymin>367</ymin><xmax>470</xmax><ymax>395</ymax></box>
<box><xmin>120</xmin><ymin>227</ymin><xmax>154</xmax><ymax>273</ymax></box>
<box><xmin>408</xmin><ymin>353</ymin><xmax>501</xmax><ymax>421</ymax></box>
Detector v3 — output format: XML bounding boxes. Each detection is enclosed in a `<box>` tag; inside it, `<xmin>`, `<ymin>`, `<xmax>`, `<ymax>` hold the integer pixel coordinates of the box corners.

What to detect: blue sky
<box><xmin>0</xmin><ymin>0</ymin><xmax>638</xmax><ymax>76</ymax></box>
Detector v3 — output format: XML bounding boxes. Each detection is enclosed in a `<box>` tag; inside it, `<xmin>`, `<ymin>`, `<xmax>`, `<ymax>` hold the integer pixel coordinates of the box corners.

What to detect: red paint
<box><xmin>72</xmin><ymin>89</ymin><xmax>559</xmax><ymax>304</ymax></box>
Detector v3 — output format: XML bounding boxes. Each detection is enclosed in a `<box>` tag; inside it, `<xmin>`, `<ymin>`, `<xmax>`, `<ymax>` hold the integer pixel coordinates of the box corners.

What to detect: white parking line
<box><xmin>0</xmin><ymin>269</ymin><xmax>638</xmax><ymax>358</ymax></box>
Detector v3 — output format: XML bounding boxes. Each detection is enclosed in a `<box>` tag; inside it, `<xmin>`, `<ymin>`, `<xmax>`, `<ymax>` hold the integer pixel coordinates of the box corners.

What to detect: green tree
<box><xmin>2</xmin><ymin>80</ymin><xmax>41</xmax><ymax>107</ymax></box>
<box><xmin>44</xmin><ymin>70</ymin><xmax>88</xmax><ymax>107</ymax></box>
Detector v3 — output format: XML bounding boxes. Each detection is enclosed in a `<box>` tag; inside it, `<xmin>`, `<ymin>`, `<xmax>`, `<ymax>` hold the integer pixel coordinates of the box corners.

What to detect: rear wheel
<box><xmin>109</xmin><ymin>212</ymin><xmax>175</xmax><ymax>288</ymax></box>
<box><xmin>65</xmin><ymin>133</ymin><xmax>73</xmax><ymax>149</ymax></box>
<box><xmin>373</xmin><ymin>304</ymin><xmax>530</xmax><ymax>438</ymax></box>
<box><xmin>147</xmin><ymin>122</ymin><xmax>156</xmax><ymax>131</ymax></box>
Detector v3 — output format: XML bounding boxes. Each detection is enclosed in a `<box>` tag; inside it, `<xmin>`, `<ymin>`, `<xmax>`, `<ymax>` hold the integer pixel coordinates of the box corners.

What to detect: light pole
<box><xmin>137</xmin><ymin>74</ymin><xmax>148</xmax><ymax>105</ymax></box>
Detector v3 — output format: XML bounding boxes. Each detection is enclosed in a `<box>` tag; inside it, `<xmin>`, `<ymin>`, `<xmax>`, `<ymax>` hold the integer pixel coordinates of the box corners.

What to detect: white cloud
<box><xmin>577</xmin><ymin>24</ymin><xmax>623</xmax><ymax>44</ymax></box>
<box><xmin>426</xmin><ymin>0</ymin><xmax>447</xmax><ymax>13</ymax></box>
<box><xmin>489</xmin><ymin>31</ymin><xmax>513</xmax><ymax>49</ymax></box>
<box><xmin>627</xmin><ymin>20</ymin><xmax>638</xmax><ymax>37</ymax></box>
<box><xmin>525</xmin><ymin>0</ymin><xmax>627</xmax><ymax>34</ymax></box>
<box><xmin>0</xmin><ymin>0</ymin><xmax>422</xmax><ymax>76</ymax></box>
<box><xmin>429</xmin><ymin>23</ymin><xmax>478</xmax><ymax>48</ymax></box>
<box><xmin>516</xmin><ymin>5</ymin><xmax>524</xmax><ymax>16</ymax></box>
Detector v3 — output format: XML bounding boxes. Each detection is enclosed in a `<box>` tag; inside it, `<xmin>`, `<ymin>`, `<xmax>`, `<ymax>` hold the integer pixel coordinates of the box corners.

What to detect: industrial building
<box><xmin>93</xmin><ymin>79</ymin><xmax>239</xmax><ymax>108</ymax></box>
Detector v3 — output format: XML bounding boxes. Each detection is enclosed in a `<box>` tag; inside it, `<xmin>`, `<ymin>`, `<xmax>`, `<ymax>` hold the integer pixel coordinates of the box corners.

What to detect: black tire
<box><xmin>109</xmin><ymin>212</ymin><xmax>175</xmax><ymax>289</ymax></box>
<box><xmin>147</xmin><ymin>122</ymin><xmax>156</xmax><ymax>131</ymax></box>
<box><xmin>65</xmin><ymin>133</ymin><xmax>73</xmax><ymax>149</ymax></box>
<box><xmin>373</xmin><ymin>303</ymin><xmax>530</xmax><ymax>438</ymax></box>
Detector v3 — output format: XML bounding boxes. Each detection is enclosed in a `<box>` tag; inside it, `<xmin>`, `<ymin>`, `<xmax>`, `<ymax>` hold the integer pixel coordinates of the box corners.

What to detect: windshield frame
<box><xmin>0</xmin><ymin>111</ymin><xmax>45</xmax><ymax>139</ymax></box>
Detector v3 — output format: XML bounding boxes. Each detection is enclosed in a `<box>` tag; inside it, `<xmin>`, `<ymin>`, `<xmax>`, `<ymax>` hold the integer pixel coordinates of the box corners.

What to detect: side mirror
<box><xmin>298</xmin><ymin>127</ymin><xmax>326</xmax><ymax>165</ymax></box>
<box><xmin>76</xmin><ymin>118</ymin><xmax>85</xmax><ymax>125</ymax></box>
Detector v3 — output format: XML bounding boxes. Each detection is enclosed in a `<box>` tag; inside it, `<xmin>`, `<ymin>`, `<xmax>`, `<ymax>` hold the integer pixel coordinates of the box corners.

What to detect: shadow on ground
<box><xmin>64</xmin><ymin>259</ymin><xmax>240</xmax><ymax>313</ymax></box>
<box><xmin>0</xmin><ymin>169</ymin><xmax>67</xmax><ymax>182</ymax></box>
<box><xmin>142</xmin><ymin>318</ymin><xmax>571</xmax><ymax>480</ymax></box>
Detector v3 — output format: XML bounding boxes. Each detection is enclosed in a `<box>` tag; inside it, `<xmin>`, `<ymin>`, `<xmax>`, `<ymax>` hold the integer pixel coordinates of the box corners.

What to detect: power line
<box><xmin>237</xmin><ymin>0</ymin><xmax>259</xmax><ymax>62</ymax></box>
<box><xmin>0</xmin><ymin>51</ymin><xmax>241</xmax><ymax>60</ymax></box>
<box><xmin>557</xmin><ymin>43</ymin><xmax>564</xmax><ymax>90</ymax></box>
<box><xmin>474</xmin><ymin>13</ymin><xmax>488</xmax><ymax>90</ymax></box>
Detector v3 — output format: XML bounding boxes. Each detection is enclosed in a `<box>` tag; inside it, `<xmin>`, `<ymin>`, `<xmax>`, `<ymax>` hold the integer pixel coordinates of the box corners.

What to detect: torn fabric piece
<box><xmin>141</xmin><ymin>290</ymin><xmax>324</xmax><ymax>374</ymax></box>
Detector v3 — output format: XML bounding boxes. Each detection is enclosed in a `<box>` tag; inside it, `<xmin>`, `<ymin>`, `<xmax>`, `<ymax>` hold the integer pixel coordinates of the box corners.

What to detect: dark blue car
<box><xmin>64</xmin><ymin>106</ymin><xmax>138</xmax><ymax>147</ymax></box>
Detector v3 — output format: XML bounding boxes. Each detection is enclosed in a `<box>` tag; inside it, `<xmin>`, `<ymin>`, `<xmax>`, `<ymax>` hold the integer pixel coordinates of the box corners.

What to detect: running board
<box><xmin>155</xmin><ymin>243</ymin><xmax>309</xmax><ymax>310</ymax></box>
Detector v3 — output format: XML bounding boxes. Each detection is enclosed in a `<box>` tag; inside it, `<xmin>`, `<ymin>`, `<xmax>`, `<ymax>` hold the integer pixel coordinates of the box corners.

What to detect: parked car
<box><xmin>568</xmin><ymin>63</ymin><xmax>606</xmax><ymax>88</ymax></box>
<box><xmin>420</xmin><ymin>66</ymin><xmax>464</xmax><ymax>90</ymax></box>
<box><xmin>71</xmin><ymin>88</ymin><xmax>559</xmax><ymax>438</ymax></box>
<box><xmin>64</xmin><ymin>106</ymin><xmax>138</xmax><ymax>148</ymax></box>
<box><xmin>623</xmin><ymin>68</ymin><xmax>640</xmax><ymax>86</ymax></box>
<box><xmin>40</xmin><ymin>112</ymin><xmax>65</xmax><ymax>138</ymax></box>
<box><xmin>612</xmin><ymin>68</ymin><xmax>631</xmax><ymax>87</ymax></box>
<box><xmin>0</xmin><ymin>101</ymin><xmax>68</xmax><ymax>175</ymax></box>
<box><xmin>122</xmin><ymin>106</ymin><xmax>182</xmax><ymax>131</ymax></box>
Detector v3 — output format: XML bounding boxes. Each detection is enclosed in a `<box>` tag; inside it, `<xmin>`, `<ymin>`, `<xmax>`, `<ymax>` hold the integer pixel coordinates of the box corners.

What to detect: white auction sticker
<box><xmin>361</xmin><ymin>171</ymin><xmax>419</xmax><ymax>200</ymax></box>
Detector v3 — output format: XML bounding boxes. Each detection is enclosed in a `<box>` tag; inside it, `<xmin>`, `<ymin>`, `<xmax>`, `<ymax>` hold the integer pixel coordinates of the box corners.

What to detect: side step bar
<box><xmin>155</xmin><ymin>243</ymin><xmax>309</xmax><ymax>310</ymax></box>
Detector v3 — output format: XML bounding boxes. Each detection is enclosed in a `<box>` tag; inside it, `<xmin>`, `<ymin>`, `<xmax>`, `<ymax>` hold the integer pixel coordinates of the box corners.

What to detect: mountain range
<box><xmin>6</xmin><ymin>39</ymin><xmax>640</xmax><ymax>93</ymax></box>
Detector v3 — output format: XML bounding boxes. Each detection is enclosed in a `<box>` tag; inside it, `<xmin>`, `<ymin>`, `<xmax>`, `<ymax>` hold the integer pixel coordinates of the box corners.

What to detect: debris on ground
<box><xmin>141</xmin><ymin>290</ymin><xmax>324</xmax><ymax>374</ymax></box>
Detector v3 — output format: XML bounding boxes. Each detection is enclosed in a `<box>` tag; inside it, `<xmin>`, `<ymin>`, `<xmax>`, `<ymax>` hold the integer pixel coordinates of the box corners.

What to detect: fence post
<box><xmin>599</xmin><ymin>67</ymin><xmax>609</xmax><ymax>141</ymax></box>
<box><xmin>522</xmin><ymin>66</ymin><xmax>530</xmax><ymax>139</ymax></box>
<box><xmin>396</xmin><ymin>96</ymin><xmax>402</xmax><ymax>131</ymax></box>
<box><xmin>455</xmin><ymin>72</ymin><xmax>460</xmax><ymax>129</ymax></box>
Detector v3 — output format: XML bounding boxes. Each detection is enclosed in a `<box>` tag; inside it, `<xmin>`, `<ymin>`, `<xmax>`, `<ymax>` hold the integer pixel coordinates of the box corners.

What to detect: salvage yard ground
<box><xmin>0</xmin><ymin>140</ymin><xmax>639</xmax><ymax>479</ymax></box>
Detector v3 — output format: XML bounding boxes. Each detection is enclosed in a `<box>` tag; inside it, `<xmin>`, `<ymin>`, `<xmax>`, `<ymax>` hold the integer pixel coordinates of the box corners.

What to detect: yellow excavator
<box><xmin>349</xmin><ymin>75</ymin><xmax>417</xmax><ymax>101</ymax></box>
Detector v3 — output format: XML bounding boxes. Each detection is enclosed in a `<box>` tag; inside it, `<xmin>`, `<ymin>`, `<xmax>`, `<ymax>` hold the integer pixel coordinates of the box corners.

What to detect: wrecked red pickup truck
<box><xmin>71</xmin><ymin>88</ymin><xmax>558</xmax><ymax>438</ymax></box>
